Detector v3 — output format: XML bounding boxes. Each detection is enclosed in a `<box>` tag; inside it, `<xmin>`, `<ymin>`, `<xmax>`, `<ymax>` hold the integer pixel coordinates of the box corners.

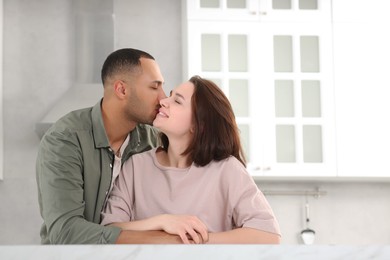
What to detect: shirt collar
<box><xmin>92</xmin><ymin>99</ymin><xmax>110</xmax><ymax>148</ymax></box>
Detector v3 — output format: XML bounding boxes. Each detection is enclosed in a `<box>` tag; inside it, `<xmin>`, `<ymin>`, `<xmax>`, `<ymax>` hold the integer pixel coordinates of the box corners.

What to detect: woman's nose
<box><xmin>160</xmin><ymin>98</ymin><xmax>168</xmax><ymax>108</ymax></box>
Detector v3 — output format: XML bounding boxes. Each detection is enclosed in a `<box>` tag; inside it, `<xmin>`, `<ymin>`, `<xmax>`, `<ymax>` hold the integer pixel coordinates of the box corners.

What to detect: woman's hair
<box><xmin>160</xmin><ymin>75</ymin><xmax>246</xmax><ymax>167</ymax></box>
<box><xmin>101</xmin><ymin>48</ymin><xmax>155</xmax><ymax>86</ymax></box>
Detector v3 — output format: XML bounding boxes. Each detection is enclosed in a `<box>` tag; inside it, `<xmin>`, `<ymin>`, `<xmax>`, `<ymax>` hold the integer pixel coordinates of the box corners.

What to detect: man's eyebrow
<box><xmin>152</xmin><ymin>80</ymin><xmax>164</xmax><ymax>86</ymax></box>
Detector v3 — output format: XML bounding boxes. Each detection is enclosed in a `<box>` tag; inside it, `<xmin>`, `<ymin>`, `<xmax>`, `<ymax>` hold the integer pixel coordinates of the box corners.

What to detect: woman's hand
<box><xmin>109</xmin><ymin>214</ymin><xmax>209</xmax><ymax>244</ymax></box>
<box><xmin>157</xmin><ymin>214</ymin><xmax>209</xmax><ymax>244</ymax></box>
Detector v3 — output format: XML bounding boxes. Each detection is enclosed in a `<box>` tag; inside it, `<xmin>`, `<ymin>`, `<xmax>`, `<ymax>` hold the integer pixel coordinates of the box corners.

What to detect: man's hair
<box><xmin>160</xmin><ymin>75</ymin><xmax>246</xmax><ymax>167</ymax></box>
<box><xmin>101</xmin><ymin>48</ymin><xmax>155</xmax><ymax>86</ymax></box>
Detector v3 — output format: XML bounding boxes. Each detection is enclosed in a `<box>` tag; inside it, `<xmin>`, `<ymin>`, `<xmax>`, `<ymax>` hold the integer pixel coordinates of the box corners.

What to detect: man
<box><xmin>36</xmin><ymin>48</ymin><xmax>183</xmax><ymax>244</ymax></box>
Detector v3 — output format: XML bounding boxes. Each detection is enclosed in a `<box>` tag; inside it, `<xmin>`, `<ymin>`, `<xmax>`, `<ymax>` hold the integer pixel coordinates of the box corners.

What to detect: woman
<box><xmin>101</xmin><ymin>76</ymin><xmax>281</xmax><ymax>244</ymax></box>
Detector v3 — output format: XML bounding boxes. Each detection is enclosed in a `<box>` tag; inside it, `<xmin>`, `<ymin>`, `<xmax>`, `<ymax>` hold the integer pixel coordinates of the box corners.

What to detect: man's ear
<box><xmin>113</xmin><ymin>80</ymin><xmax>126</xmax><ymax>98</ymax></box>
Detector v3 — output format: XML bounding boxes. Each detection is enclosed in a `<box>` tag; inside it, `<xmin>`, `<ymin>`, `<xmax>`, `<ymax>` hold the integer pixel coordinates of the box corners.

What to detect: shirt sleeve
<box><xmin>36</xmin><ymin>130</ymin><xmax>121</xmax><ymax>244</ymax></box>
<box><xmin>226</xmin><ymin>159</ymin><xmax>281</xmax><ymax>236</ymax></box>
<box><xmin>101</xmin><ymin>157</ymin><xmax>135</xmax><ymax>226</ymax></box>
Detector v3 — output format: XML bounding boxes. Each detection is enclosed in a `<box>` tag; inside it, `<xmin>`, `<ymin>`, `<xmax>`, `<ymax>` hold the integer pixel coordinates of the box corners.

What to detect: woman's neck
<box><xmin>157</xmin><ymin>139</ymin><xmax>191</xmax><ymax>168</ymax></box>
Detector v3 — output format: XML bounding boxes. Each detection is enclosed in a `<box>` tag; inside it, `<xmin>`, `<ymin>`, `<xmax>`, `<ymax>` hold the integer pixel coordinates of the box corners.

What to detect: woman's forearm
<box><xmin>207</xmin><ymin>227</ymin><xmax>281</xmax><ymax>244</ymax></box>
<box><xmin>109</xmin><ymin>215</ymin><xmax>164</xmax><ymax>231</ymax></box>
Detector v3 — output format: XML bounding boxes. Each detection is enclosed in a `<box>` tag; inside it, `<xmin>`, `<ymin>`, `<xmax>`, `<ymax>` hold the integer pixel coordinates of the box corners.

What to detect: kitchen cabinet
<box><xmin>183</xmin><ymin>0</ymin><xmax>336</xmax><ymax>177</ymax></box>
<box><xmin>332</xmin><ymin>1</ymin><xmax>390</xmax><ymax>177</ymax></box>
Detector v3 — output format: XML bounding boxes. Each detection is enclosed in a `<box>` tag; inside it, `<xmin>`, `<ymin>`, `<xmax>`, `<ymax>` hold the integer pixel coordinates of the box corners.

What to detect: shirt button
<box><xmin>110</xmin><ymin>164</ymin><xmax>112</xmax><ymax>168</ymax></box>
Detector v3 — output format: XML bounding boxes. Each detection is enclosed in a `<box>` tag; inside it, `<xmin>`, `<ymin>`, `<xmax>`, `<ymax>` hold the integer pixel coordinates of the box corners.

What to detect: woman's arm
<box><xmin>109</xmin><ymin>214</ymin><xmax>209</xmax><ymax>244</ymax></box>
<box><xmin>208</xmin><ymin>227</ymin><xmax>281</xmax><ymax>244</ymax></box>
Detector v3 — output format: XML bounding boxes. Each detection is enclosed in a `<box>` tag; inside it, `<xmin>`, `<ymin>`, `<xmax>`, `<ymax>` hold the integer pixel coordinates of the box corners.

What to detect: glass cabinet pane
<box><xmin>275</xmin><ymin>80</ymin><xmax>294</xmax><ymax>117</ymax></box>
<box><xmin>303</xmin><ymin>125</ymin><xmax>323</xmax><ymax>162</ymax></box>
<box><xmin>228</xmin><ymin>35</ymin><xmax>247</xmax><ymax>72</ymax></box>
<box><xmin>276</xmin><ymin>125</ymin><xmax>296</xmax><ymax>162</ymax></box>
<box><xmin>202</xmin><ymin>34</ymin><xmax>221</xmax><ymax>71</ymax></box>
<box><xmin>227</xmin><ymin>0</ymin><xmax>246</xmax><ymax>8</ymax></box>
<box><xmin>238</xmin><ymin>124</ymin><xmax>250</xmax><ymax>161</ymax></box>
<box><xmin>229</xmin><ymin>79</ymin><xmax>249</xmax><ymax>117</ymax></box>
<box><xmin>210</xmin><ymin>78</ymin><xmax>222</xmax><ymax>88</ymax></box>
<box><xmin>273</xmin><ymin>0</ymin><xmax>291</xmax><ymax>9</ymax></box>
<box><xmin>200</xmin><ymin>0</ymin><xmax>219</xmax><ymax>8</ymax></box>
<box><xmin>299</xmin><ymin>0</ymin><xmax>317</xmax><ymax>10</ymax></box>
<box><xmin>274</xmin><ymin>36</ymin><xmax>293</xmax><ymax>72</ymax></box>
<box><xmin>302</xmin><ymin>80</ymin><xmax>321</xmax><ymax>117</ymax></box>
<box><xmin>300</xmin><ymin>36</ymin><xmax>319</xmax><ymax>72</ymax></box>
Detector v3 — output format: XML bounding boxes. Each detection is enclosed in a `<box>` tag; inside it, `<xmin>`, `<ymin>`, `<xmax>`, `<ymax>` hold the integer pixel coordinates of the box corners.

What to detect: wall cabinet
<box><xmin>332</xmin><ymin>1</ymin><xmax>390</xmax><ymax>178</ymax></box>
<box><xmin>184</xmin><ymin>0</ymin><xmax>337</xmax><ymax>177</ymax></box>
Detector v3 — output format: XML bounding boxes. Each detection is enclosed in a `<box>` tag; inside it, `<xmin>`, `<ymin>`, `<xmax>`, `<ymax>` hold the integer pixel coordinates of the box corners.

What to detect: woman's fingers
<box><xmin>186</xmin><ymin>228</ymin><xmax>201</xmax><ymax>244</ymax></box>
<box><xmin>161</xmin><ymin>214</ymin><xmax>209</xmax><ymax>244</ymax></box>
<box><xmin>179</xmin><ymin>232</ymin><xmax>191</xmax><ymax>244</ymax></box>
<box><xmin>194</xmin><ymin>225</ymin><xmax>209</xmax><ymax>243</ymax></box>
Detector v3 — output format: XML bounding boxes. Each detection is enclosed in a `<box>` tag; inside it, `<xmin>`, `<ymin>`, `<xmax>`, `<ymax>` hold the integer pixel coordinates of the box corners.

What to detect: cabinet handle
<box><xmin>263</xmin><ymin>166</ymin><xmax>271</xmax><ymax>171</ymax></box>
<box><xmin>248</xmin><ymin>0</ymin><xmax>259</xmax><ymax>15</ymax></box>
<box><xmin>259</xmin><ymin>0</ymin><xmax>268</xmax><ymax>16</ymax></box>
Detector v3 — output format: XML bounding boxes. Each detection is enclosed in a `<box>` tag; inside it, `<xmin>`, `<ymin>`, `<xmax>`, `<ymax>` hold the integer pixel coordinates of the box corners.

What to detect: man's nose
<box><xmin>158</xmin><ymin>89</ymin><xmax>167</xmax><ymax>100</ymax></box>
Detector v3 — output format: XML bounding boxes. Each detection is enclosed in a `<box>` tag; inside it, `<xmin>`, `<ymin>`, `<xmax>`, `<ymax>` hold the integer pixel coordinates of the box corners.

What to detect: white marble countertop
<box><xmin>1</xmin><ymin>245</ymin><xmax>389</xmax><ymax>260</ymax></box>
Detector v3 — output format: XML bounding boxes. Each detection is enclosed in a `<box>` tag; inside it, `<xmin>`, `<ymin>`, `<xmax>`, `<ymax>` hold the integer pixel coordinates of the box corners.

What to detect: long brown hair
<box><xmin>160</xmin><ymin>76</ymin><xmax>246</xmax><ymax>167</ymax></box>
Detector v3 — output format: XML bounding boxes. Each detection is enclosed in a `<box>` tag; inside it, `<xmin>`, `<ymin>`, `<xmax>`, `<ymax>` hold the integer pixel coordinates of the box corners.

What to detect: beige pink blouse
<box><xmin>101</xmin><ymin>148</ymin><xmax>281</xmax><ymax>235</ymax></box>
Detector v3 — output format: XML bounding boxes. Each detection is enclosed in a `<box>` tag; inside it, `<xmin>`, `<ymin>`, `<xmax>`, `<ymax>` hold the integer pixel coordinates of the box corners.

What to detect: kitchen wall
<box><xmin>0</xmin><ymin>0</ymin><xmax>389</xmax><ymax>245</ymax></box>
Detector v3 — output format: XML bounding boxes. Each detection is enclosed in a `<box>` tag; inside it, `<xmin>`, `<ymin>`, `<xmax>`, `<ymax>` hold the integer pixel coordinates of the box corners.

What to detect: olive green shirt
<box><xmin>36</xmin><ymin>100</ymin><xmax>159</xmax><ymax>244</ymax></box>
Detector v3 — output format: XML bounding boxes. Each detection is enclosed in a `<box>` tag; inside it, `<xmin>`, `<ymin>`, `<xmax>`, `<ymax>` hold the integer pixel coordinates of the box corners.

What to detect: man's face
<box><xmin>124</xmin><ymin>58</ymin><xmax>166</xmax><ymax>125</ymax></box>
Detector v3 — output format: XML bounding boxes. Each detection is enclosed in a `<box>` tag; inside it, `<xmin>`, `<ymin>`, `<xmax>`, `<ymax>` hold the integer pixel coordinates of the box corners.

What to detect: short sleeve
<box><xmin>226</xmin><ymin>159</ymin><xmax>281</xmax><ymax>236</ymax></box>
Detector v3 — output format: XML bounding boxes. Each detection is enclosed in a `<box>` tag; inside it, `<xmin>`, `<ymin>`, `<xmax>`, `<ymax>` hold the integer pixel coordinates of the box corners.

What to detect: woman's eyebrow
<box><xmin>170</xmin><ymin>90</ymin><xmax>185</xmax><ymax>100</ymax></box>
<box><xmin>175</xmin><ymin>92</ymin><xmax>185</xmax><ymax>100</ymax></box>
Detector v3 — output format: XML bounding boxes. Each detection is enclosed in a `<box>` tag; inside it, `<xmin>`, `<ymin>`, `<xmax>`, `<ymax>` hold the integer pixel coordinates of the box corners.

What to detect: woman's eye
<box><xmin>175</xmin><ymin>100</ymin><xmax>181</xmax><ymax>104</ymax></box>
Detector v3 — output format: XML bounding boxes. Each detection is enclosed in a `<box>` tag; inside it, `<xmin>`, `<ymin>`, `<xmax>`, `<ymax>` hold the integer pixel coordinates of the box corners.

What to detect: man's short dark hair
<box><xmin>101</xmin><ymin>48</ymin><xmax>155</xmax><ymax>86</ymax></box>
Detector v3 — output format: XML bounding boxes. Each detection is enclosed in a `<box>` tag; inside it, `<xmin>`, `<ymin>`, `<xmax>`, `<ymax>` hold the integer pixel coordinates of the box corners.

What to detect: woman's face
<box><xmin>153</xmin><ymin>81</ymin><xmax>195</xmax><ymax>139</ymax></box>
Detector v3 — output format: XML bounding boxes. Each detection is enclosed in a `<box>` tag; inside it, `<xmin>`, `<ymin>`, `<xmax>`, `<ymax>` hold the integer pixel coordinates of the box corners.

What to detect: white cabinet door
<box><xmin>258</xmin><ymin>23</ymin><xmax>336</xmax><ymax>177</ymax></box>
<box><xmin>185</xmin><ymin>17</ymin><xmax>336</xmax><ymax>177</ymax></box>
<box><xmin>333</xmin><ymin>1</ymin><xmax>390</xmax><ymax>177</ymax></box>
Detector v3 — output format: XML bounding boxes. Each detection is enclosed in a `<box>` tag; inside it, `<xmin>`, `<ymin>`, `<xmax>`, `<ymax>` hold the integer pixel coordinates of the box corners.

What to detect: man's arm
<box><xmin>208</xmin><ymin>227</ymin><xmax>281</xmax><ymax>244</ymax></box>
<box><xmin>37</xmin><ymin>130</ymin><xmax>118</xmax><ymax>244</ymax></box>
<box><xmin>116</xmin><ymin>230</ymin><xmax>183</xmax><ymax>244</ymax></box>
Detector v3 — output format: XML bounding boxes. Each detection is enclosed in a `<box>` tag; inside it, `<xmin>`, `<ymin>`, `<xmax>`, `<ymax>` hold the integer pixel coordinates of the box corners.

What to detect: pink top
<box><xmin>101</xmin><ymin>148</ymin><xmax>281</xmax><ymax>235</ymax></box>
